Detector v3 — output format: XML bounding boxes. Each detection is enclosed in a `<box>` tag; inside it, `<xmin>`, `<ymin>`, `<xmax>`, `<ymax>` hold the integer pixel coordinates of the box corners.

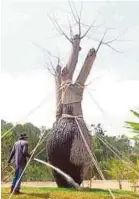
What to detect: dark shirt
<box><xmin>8</xmin><ymin>139</ymin><xmax>30</xmax><ymax>168</ymax></box>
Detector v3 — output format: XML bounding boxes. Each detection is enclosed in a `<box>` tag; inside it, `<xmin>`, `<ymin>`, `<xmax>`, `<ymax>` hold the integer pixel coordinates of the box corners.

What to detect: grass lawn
<box><xmin>1</xmin><ymin>187</ymin><xmax>139</xmax><ymax>199</ymax></box>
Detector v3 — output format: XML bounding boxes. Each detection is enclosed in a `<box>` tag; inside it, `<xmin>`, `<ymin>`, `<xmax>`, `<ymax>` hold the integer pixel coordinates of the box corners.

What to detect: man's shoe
<box><xmin>10</xmin><ymin>187</ymin><xmax>14</xmax><ymax>194</ymax></box>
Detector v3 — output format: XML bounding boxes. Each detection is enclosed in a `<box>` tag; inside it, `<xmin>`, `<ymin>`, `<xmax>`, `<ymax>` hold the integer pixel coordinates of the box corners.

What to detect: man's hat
<box><xmin>20</xmin><ymin>133</ymin><xmax>28</xmax><ymax>139</ymax></box>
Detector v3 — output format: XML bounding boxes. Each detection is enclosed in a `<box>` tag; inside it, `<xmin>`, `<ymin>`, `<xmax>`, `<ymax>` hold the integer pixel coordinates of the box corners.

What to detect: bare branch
<box><xmin>96</xmin><ymin>29</ymin><xmax>108</xmax><ymax>53</ymax></box>
<box><xmin>81</xmin><ymin>20</ymin><xmax>96</xmax><ymax>39</ymax></box>
<box><xmin>80</xmin><ymin>7</ymin><xmax>105</xmax><ymax>39</ymax></box>
<box><xmin>68</xmin><ymin>1</ymin><xmax>79</xmax><ymax>24</ymax></box>
<box><xmin>81</xmin><ymin>22</ymin><xmax>102</xmax><ymax>29</ymax></box>
<box><xmin>49</xmin><ymin>60</ymin><xmax>57</xmax><ymax>74</ymax></box>
<box><xmin>67</xmin><ymin>13</ymin><xmax>73</xmax><ymax>38</ymax></box>
<box><xmin>32</xmin><ymin>42</ymin><xmax>60</xmax><ymax>61</ymax></box>
<box><xmin>48</xmin><ymin>14</ymin><xmax>72</xmax><ymax>43</ymax></box>
<box><xmin>44</xmin><ymin>62</ymin><xmax>56</xmax><ymax>76</ymax></box>
<box><xmin>79</xmin><ymin>1</ymin><xmax>83</xmax><ymax>20</ymax></box>
<box><xmin>102</xmin><ymin>43</ymin><xmax>124</xmax><ymax>53</ymax></box>
<box><xmin>32</xmin><ymin>42</ymin><xmax>62</xmax><ymax>76</ymax></box>
<box><xmin>71</xmin><ymin>1</ymin><xmax>82</xmax><ymax>35</ymax></box>
<box><xmin>87</xmin><ymin>30</ymin><xmax>124</xmax><ymax>53</ymax></box>
<box><xmin>104</xmin><ymin>35</ymin><xmax>122</xmax><ymax>44</ymax></box>
<box><xmin>78</xmin><ymin>17</ymin><xmax>81</xmax><ymax>36</ymax></box>
<box><xmin>68</xmin><ymin>1</ymin><xmax>82</xmax><ymax>36</ymax></box>
<box><xmin>104</xmin><ymin>29</ymin><xmax>128</xmax><ymax>44</ymax></box>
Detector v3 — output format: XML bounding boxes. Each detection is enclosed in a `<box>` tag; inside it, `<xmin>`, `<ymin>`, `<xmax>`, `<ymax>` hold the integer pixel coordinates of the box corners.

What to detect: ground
<box><xmin>1</xmin><ymin>181</ymin><xmax>139</xmax><ymax>199</ymax></box>
<box><xmin>1</xmin><ymin>187</ymin><xmax>139</xmax><ymax>199</ymax></box>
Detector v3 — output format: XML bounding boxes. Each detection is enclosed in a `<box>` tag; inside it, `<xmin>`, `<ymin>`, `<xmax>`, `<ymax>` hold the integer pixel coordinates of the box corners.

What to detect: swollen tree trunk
<box><xmin>47</xmin><ymin>34</ymin><xmax>96</xmax><ymax>187</ymax></box>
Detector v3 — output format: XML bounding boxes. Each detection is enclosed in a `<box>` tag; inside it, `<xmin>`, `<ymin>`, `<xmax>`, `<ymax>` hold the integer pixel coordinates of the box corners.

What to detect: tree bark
<box><xmin>76</xmin><ymin>48</ymin><xmax>96</xmax><ymax>86</ymax></box>
<box><xmin>62</xmin><ymin>34</ymin><xmax>81</xmax><ymax>81</ymax></box>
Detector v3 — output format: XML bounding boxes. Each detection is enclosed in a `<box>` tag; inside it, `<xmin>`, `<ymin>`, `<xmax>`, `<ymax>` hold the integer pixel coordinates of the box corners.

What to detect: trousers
<box><xmin>11</xmin><ymin>166</ymin><xmax>25</xmax><ymax>191</ymax></box>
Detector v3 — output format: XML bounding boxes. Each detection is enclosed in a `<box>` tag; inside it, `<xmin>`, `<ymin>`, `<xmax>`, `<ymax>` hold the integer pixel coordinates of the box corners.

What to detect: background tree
<box><xmin>1</xmin><ymin>120</ymin><xmax>53</xmax><ymax>182</ymax></box>
<box><xmin>2</xmin><ymin>119</ymin><xmax>137</xmax><ymax>185</ymax></box>
<box><xmin>105</xmin><ymin>158</ymin><xmax>128</xmax><ymax>189</ymax></box>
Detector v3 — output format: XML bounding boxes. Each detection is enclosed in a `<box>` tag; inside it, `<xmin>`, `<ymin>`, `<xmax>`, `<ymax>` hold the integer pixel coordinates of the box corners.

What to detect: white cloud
<box><xmin>1</xmin><ymin>70</ymin><xmax>139</xmax><ymax>135</ymax></box>
<box><xmin>1</xmin><ymin>71</ymin><xmax>56</xmax><ymax>127</ymax></box>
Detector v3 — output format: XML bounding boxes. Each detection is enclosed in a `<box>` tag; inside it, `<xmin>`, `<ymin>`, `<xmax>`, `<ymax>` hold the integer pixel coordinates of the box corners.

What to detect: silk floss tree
<box><xmin>43</xmin><ymin>3</ymin><xmax>122</xmax><ymax>188</ymax></box>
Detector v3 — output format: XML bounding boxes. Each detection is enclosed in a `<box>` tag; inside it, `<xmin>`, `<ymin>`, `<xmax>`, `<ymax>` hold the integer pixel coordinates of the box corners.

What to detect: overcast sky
<box><xmin>1</xmin><ymin>0</ymin><xmax>139</xmax><ymax>135</ymax></box>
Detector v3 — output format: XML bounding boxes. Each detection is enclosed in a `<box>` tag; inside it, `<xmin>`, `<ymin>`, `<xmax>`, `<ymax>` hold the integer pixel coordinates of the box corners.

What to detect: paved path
<box><xmin>2</xmin><ymin>180</ymin><xmax>139</xmax><ymax>191</ymax></box>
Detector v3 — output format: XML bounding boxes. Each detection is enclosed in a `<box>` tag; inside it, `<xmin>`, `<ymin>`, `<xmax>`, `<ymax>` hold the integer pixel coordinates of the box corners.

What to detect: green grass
<box><xmin>1</xmin><ymin>187</ymin><xmax>139</xmax><ymax>199</ymax></box>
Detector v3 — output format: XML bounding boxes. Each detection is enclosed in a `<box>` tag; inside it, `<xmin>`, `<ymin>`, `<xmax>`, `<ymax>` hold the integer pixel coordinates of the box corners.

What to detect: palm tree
<box><xmin>125</xmin><ymin>109</ymin><xmax>139</xmax><ymax>140</ymax></box>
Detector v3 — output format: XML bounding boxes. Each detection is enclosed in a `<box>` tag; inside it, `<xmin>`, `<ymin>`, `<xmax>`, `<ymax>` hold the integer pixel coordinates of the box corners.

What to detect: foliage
<box><xmin>92</xmin><ymin>131</ymin><xmax>132</xmax><ymax>180</ymax></box>
<box><xmin>124</xmin><ymin>109</ymin><xmax>139</xmax><ymax>186</ymax></box>
<box><xmin>1</xmin><ymin>119</ymin><xmax>139</xmax><ymax>185</ymax></box>
<box><xmin>127</xmin><ymin>159</ymin><xmax>139</xmax><ymax>185</ymax></box>
<box><xmin>125</xmin><ymin>109</ymin><xmax>139</xmax><ymax>136</ymax></box>
<box><xmin>105</xmin><ymin>158</ymin><xmax>128</xmax><ymax>189</ymax></box>
<box><xmin>1</xmin><ymin>120</ymin><xmax>52</xmax><ymax>182</ymax></box>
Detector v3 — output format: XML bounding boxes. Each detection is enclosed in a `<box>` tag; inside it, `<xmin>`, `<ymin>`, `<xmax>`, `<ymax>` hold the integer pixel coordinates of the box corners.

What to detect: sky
<box><xmin>1</xmin><ymin>0</ymin><xmax>139</xmax><ymax>135</ymax></box>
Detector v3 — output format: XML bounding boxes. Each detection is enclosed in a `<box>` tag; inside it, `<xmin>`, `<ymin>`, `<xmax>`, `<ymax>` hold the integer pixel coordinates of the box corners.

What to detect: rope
<box><xmin>87</xmin><ymin>89</ymin><xmax>139</xmax><ymax>175</ymax></box>
<box><xmin>56</xmin><ymin>112</ymin><xmax>115</xmax><ymax>198</ymax></box>
<box><xmin>97</xmin><ymin>133</ymin><xmax>137</xmax><ymax>165</ymax></box>
<box><xmin>96</xmin><ymin>134</ymin><xmax>139</xmax><ymax>176</ymax></box>
<box><xmin>60</xmin><ymin>113</ymin><xmax>83</xmax><ymax>119</ymax></box>
<box><xmin>1</xmin><ymin>96</ymin><xmax>48</xmax><ymax>139</ymax></box>
<box><xmin>2</xmin><ymin>169</ymin><xmax>14</xmax><ymax>183</ymax></box>
<box><xmin>1</xmin><ymin>83</ymin><xmax>66</xmax><ymax>139</ymax></box>
<box><xmin>35</xmin><ymin>147</ymin><xmax>46</xmax><ymax>157</ymax></box>
<box><xmin>60</xmin><ymin>83</ymin><xmax>139</xmax><ymax>181</ymax></box>
<box><xmin>88</xmin><ymin>90</ymin><xmax>113</xmax><ymax>126</ymax></box>
<box><xmin>75</xmin><ymin>117</ymin><xmax>115</xmax><ymax>199</ymax></box>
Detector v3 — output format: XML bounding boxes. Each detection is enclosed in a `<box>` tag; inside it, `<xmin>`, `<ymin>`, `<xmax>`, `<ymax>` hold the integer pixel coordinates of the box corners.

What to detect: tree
<box><xmin>105</xmin><ymin>158</ymin><xmax>128</xmax><ymax>189</ymax></box>
<box><xmin>46</xmin><ymin>3</ymin><xmax>115</xmax><ymax>187</ymax></box>
<box><xmin>127</xmin><ymin>159</ymin><xmax>139</xmax><ymax>186</ymax></box>
<box><xmin>47</xmin><ymin>2</ymin><xmax>124</xmax><ymax>187</ymax></box>
<box><xmin>45</xmin><ymin>3</ymin><xmax>124</xmax><ymax>187</ymax></box>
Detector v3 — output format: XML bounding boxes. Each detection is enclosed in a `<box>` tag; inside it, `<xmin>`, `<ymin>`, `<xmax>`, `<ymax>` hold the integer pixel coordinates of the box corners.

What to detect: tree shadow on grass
<box><xmin>83</xmin><ymin>188</ymin><xmax>139</xmax><ymax>198</ymax></box>
<box><xmin>24</xmin><ymin>192</ymin><xmax>50</xmax><ymax>199</ymax></box>
<box><xmin>1</xmin><ymin>192</ymin><xmax>50</xmax><ymax>199</ymax></box>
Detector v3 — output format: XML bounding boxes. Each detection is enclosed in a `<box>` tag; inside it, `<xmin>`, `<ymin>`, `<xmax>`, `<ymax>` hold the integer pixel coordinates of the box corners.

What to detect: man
<box><xmin>8</xmin><ymin>133</ymin><xmax>31</xmax><ymax>194</ymax></box>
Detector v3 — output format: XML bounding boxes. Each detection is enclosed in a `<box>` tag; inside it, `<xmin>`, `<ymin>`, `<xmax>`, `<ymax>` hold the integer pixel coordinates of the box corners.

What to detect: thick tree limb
<box><xmin>75</xmin><ymin>48</ymin><xmax>96</xmax><ymax>86</ymax></box>
<box><xmin>55</xmin><ymin>65</ymin><xmax>62</xmax><ymax>120</ymax></box>
<box><xmin>62</xmin><ymin>34</ymin><xmax>81</xmax><ymax>81</ymax></box>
